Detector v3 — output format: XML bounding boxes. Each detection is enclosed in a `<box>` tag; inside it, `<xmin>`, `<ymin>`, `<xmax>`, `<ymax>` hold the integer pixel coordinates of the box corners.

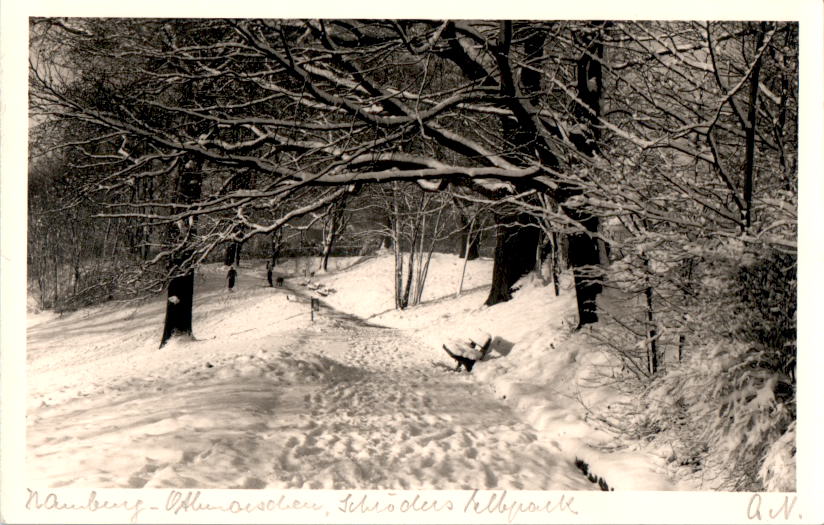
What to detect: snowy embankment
<box><xmin>26</xmin><ymin>253</ymin><xmax>680</xmax><ymax>490</ymax></box>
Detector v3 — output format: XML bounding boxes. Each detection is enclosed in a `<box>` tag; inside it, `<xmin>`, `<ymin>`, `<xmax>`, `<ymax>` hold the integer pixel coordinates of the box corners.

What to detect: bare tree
<box><xmin>317</xmin><ymin>196</ymin><xmax>349</xmax><ymax>272</ymax></box>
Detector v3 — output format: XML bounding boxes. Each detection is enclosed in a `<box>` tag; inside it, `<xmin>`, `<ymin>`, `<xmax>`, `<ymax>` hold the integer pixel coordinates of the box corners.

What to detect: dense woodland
<box><xmin>28</xmin><ymin>19</ymin><xmax>797</xmax><ymax>490</ymax></box>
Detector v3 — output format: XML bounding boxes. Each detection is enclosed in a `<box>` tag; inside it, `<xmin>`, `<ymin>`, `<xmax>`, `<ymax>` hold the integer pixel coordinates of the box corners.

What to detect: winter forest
<box><xmin>23</xmin><ymin>18</ymin><xmax>798</xmax><ymax>500</ymax></box>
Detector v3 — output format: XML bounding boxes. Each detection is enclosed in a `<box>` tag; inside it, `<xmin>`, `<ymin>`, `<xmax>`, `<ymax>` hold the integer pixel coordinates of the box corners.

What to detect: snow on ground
<box><xmin>317</xmin><ymin>259</ymin><xmax>683</xmax><ymax>491</ymax></box>
<box><xmin>26</xmin><ymin>254</ymin><xmax>680</xmax><ymax>491</ymax></box>
<box><xmin>303</xmin><ymin>251</ymin><xmax>492</xmax><ymax>320</ymax></box>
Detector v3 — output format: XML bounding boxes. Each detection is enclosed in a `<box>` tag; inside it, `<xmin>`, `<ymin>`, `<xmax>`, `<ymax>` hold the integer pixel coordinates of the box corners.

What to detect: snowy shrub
<box><xmin>644</xmin><ymin>341</ymin><xmax>795</xmax><ymax>490</ymax></box>
<box><xmin>589</xmin><ymin>241</ymin><xmax>796</xmax><ymax>490</ymax></box>
<box><xmin>727</xmin><ymin>251</ymin><xmax>797</xmax><ymax>377</ymax></box>
<box><xmin>638</xmin><ymin>247</ymin><xmax>796</xmax><ymax>490</ymax></box>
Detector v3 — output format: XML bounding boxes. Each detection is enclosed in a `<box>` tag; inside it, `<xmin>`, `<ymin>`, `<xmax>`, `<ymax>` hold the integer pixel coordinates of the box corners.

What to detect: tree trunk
<box><xmin>485</xmin><ymin>212</ymin><xmax>541</xmax><ymax>306</ymax></box>
<box><xmin>141</xmin><ymin>177</ymin><xmax>154</xmax><ymax>260</ymax></box>
<box><xmin>566</xmin><ymin>223</ymin><xmax>601</xmax><ymax>328</ymax></box>
<box><xmin>487</xmin><ymin>26</ymin><xmax>580</xmax><ymax>308</ymax></box>
<box><xmin>485</xmin><ymin>27</ymin><xmax>545</xmax><ymax>307</ymax></box>
<box><xmin>645</xmin><ymin>283</ymin><xmax>658</xmax><ymax>375</ymax></box>
<box><xmin>639</xmin><ymin>253</ymin><xmax>658</xmax><ymax>375</ymax></box>
<box><xmin>466</xmin><ymin>233</ymin><xmax>480</xmax><ymax>260</ymax></box>
<box><xmin>401</xmin><ymin>211</ymin><xmax>422</xmax><ymax>309</ymax></box>
<box><xmin>562</xmin><ymin>24</ymin><xmax>607</xmax><ymax>328</ymax></box>
<box><xmin>413</xmin><ymin>202</ymin><xmax>442</xmax><ymax>306</ymax></box>
<box><xmin>320</xmin><ymin>199</ymin><xmax>345</xmax><ymax>272</ymax></box>
<box><xmin>160</xmin><ymin>157</ymin><xmax>202</xmax><ymax>348</ymax></box>
<box><xmin>161</xmin><ymin>261</ymin><xmax>195</xmax><ymax>346</ymax></box>
<box><xmin>743</xmin><ymin>23</ymin><xmax>766</xmax><ymax>230</ymax></box>
<box><xmin>391</xmin><ymin>190</ymin><xmax>403</xmax><ymax>309</ymax></box>
<box><xmin>411</xmin><ymin>212</ymin><xmax>426</xmax><ymax>305</ymax></box>
<box><xmin>320</xmin><ymin>232</ymin><xmax>335</xmax><ymax>272</ymax></box>
<box><xmin>402</xmin><ymin>248</ymin><xmax>415</xmax><ymax>309</ymax></box>
<box><xmin>270</xmin><ymin>229</ymin><xmax>282</xmax><ymax>268</ymax></box>
<box><xmin>456</xmin><ymin>215</ymin><xmax>477</xmax><ymax>297</ymax></box>
<box><xmin>393</xmin><ymin>242</ymin><xmax>403</xmax><ymax>309</ymax></box>
<box><xmin>224</xmin><ymin>241</ymin><xmax>242</xmax><ymax>267</ymax></box>
<box><xmin>550</xmin><ymin>231</ymin><xmax>561</xmax><ymax>297</ymax></box>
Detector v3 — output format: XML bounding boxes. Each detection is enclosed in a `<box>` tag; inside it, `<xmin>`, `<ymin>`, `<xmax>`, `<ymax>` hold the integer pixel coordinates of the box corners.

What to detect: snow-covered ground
<box><xmin>26</xmin><ymin>253</ymin><xmax>681</xmax><ymax>491</ymax></box>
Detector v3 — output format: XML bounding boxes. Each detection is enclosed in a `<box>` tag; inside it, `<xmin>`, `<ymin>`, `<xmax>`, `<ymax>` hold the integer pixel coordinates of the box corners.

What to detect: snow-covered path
<box><xmin>27</xmin><ymin>276</ymin><xmax>595</xmax><ymax>491</ymax></box>
<box><xmin>266</xmin><ymin>312</ymin><xmax>594</xmax><ymax>490</ymax></box>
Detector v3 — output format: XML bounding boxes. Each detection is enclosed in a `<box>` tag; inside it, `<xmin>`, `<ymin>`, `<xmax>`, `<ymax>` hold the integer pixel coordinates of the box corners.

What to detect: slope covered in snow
<box><xmin>26</xmin><ymin>254</ymin><xmax>680</xmax><ymax>491</ymax></box>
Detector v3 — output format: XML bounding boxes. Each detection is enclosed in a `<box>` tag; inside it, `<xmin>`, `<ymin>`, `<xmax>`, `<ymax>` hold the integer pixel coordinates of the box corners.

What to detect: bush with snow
<box><xmin>593</xmin><ymin>245</ymin><xmax>797</xmax><ymax>491</ymax></box>
<box><xmin>643</xmin><ymin>342</ymin><xmax>795</xmax><ymax>490</ymax></box>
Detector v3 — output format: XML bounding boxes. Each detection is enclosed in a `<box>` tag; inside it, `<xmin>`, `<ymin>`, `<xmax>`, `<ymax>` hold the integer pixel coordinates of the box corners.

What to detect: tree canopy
<box><xmin>30</xmin><ymin>18</ymin><xmax>796</xmax><ymax>262</ymax></box>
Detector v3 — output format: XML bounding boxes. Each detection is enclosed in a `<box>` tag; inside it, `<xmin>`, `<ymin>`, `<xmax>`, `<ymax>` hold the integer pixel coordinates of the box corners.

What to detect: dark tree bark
<box><xmin>484</xmin><ymin>26</ymin><xmax>547</xmax><ymax>306</ymax></box>
<box><xmin>221</xmin><ymin>171</ymin><xmax>252</xmax><ymax>270</ymax></box>
<box><xmin>566</xmin><ymin>220</ymin><xmax>602</xmax><ymax>327</ymax></box>
<box><xmin>224</xmin><ymin>242</ymin><xmax>242</xmax><ymax>266</ymax></box>
<box><xmin>642</xmin><ymin>254</ymin><xmax>658</xmax><ymax>374</ymax></box>
<box><xmin>561</xmin><ymin>24</ymin><xmax>607</xmax><ymax>328</ymax></box>
<box><xmin>160</xmin><ymin>158</ymin><xmax>202</xmax><ymax>348</ymax></box>
<box><xmin>141</xmin><ymin>178</ymin><xmax>154</xmax><ymax>261</ymax></box>
<box><xmin>320</xmin><ymin>231</ymin><xmax>336</xmax><ymax>272</ymax></box>
<box><xmin>399</xmin><ymin>194</ymin><xmax>425</xmax><ymax>309</ymax></box>
<box><xmin>466</xmin><ymin>234</ymin><xmax>480</xmax><ymax>260</ymax></box>
<box><xmin>391</xmin><ymin>189</ymin><xmax>403</xmax><ymax>309</ymax></box>
<box><xmin>743</xmin><ymin>23</ymin><xmax>766</xmax><ymax>230</ymax></box>
<box><xmin>267</xmin><ymin>228</ymin><xmax>284</xmax><ymax>287</ymax></box>
<box><xmin>160</xmin><ymin>266</ymin><xmax>195</xmax><ymax>346</ymax></box>
<box><xmin>320</xmin><ymin>197</ymin><xmax>346</xmax><ymax>272</ymax></box>
<box><xmin>485</xmin><ymin>212</ymin><xmax>542</xmax><ymax>305</ymax></box>
<box><xmin>270</xmin><ymin>228</ymin><xmax>282</xmax><ymax>268</ymax></box>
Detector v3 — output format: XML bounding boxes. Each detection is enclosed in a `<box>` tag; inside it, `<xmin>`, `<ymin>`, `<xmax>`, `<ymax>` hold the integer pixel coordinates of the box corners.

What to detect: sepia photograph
<box><xmin>2</xmin><ymin>2</ymin><xmax>822</xmax><ymax>524</ymax></box>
